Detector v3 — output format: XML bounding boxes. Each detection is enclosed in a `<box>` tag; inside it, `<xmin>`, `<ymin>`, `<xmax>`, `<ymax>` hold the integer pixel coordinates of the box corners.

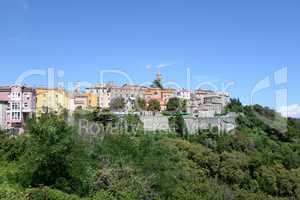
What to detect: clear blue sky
<box><xmin>0</xmin><ymin>0</ymin><xmax>299</xmax><ymax>113</ymax></box>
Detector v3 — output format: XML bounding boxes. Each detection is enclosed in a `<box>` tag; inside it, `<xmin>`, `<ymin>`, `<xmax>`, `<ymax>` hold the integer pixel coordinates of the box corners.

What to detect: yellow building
<box><xmin>36</xmin><ymin>87</ymin><xmax>69</xmax><ymax>117</ymax></box>
<box><xmin>86</xmin><ymin>92</ymin><xmax>98</xmax><ymax>108</ymax></box>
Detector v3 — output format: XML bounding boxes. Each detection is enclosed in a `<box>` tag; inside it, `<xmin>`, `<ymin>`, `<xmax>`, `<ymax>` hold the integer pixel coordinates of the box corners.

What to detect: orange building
<box><xmin>145</xmin><ymin>87</ymin><xmax>174</xmax><ymax>110</ymax></box>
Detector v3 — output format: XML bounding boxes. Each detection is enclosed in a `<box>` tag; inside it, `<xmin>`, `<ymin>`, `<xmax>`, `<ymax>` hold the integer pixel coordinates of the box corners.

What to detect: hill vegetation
<box><xmin>0</xmin><ymin>99</ymin><xmax>300</xmax><ymax>199</ymax></box>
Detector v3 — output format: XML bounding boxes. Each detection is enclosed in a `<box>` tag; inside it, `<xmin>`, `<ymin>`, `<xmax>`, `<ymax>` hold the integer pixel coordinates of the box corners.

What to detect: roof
<box><xmin>0</xmin><ymin>85</ymin><xmax>35</xmax><ymax>92</ymax></box>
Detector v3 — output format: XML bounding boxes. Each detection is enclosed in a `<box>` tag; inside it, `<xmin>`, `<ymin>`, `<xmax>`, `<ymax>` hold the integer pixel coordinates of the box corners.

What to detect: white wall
<box><xmin>0</xmin><ymin>103</ymin><xmax>7</xmax><ymax>129</ymax></box>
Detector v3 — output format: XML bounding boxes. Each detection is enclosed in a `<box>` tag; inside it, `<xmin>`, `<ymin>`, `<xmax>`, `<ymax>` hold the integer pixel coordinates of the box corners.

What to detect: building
<box><xmin>174</xmin><ymin>89</ymin><xmax>191</xmax><ymax>100</ymax></box>
<box><xmin>73</xmin><ymin>94</ymin><xmax>89</xmax><ymax>110</ymax></box>
<box><xmin>145</xmin><ymin>87</ymin><xmax>175</xmax><ymax>110</ymax></box>
<box><xmin>86</xmin><ymin>82</ymin><xmax>115</xmax><ymax>109</ymax></box>
<box><xmin>111</xmin><ymin>84</ymin><xmax>147</xmax><ymax>111</ymax></box>
<box><xmin>0</xmin><ymin>102</ymin><xmax>7</xmax><ymax>129</ymax></box>
<box><xmin>87</xmin><ymin>83</ymin><xmax>147</xmax><ymax>111</ymax></box>
<box><xmin>86</xmin><ymin>92</ymin><xmax>98</xmax><ymax>108</ymax></box>
<box><xmin>69</xmin><ymin>92</ymin><xmax>98</xmax><ymax>111</ymax></box>
<box><xmin>0</xmin><ymin>85</ymin><xmax>36</xmax><ymax>133</ymax></box>
<box><xmin>187</xmin><ymin>89</ymin><xmax>230</xmax><ymax>117</ymax></box>
<box><xmin>36</xmin><ymin>87</ymin><xmax>69</xmax><ymax>117</ymax></box>
<box><xmin>161</xmin><ymin>88</ymin><xmax>175</xmax><ymax>110</ymax></box>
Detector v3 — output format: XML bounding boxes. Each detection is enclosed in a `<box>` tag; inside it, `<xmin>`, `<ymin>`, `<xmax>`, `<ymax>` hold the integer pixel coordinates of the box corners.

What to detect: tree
<box><xmin>87</xmin><ymin>109</ymin><xmax>119</xmax><ymax>128</ymax></box>
<box><xmin>135</xmin><ymin>97</ymin><xmax>146</xmax><ymax>111</ymax></box>
<box><xmin>169</xmin><ymin>113</ymin><xmax>187</xmax><ymax>137</ymax></box>
<box><xmin>0</xmin><ymin>184</ymin><xmax>24</xmax><ymax>200</ymax></box>
<box><xmin>225</xmin><ymin>98</ymin><xmax>243</xmax><ymax>113</ymax></box>
<box><xmin>181</xmin><ymin>99</ymin><xmax>187</xmax><ymax>113</ymax></box>
<box><xmin>166</xmin><ymin>98</ymin><xmax>187</xmax><ymax>114</ymax></box>
<box><xmin>17</xmin><ymin>116</ymin><xmax>91</xmax><ymax>195</ymax></box>
<box><xmin>166</xmin><ymin>97</ymin><xmax>181</xmax><ymax>112</ymax></box>
<box><xmin>123</xmin><ymin>114</ymin><xmax>143</xmax><ymax>132</ymax></box>
<box><xmin>147</xmin><ymin>99</ymin><xmax>161</xmax><ymax>111</ymax></box>
<box><xmin>151</xmin><ymin>79</ymin><xmax>163</xmax><ymax>89</ymax></box>
<box><xmin>110</xmin><ymin>97</ymin><xmax>125</xmax><ymax>111</ymax></box>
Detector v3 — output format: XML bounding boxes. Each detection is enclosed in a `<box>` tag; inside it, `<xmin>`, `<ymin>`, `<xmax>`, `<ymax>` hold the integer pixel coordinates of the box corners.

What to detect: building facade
<box><xmin>174</xmin><ymin>89</ymin><xmax>191</xmax><ymax>100</ymax></box>
<box><xmin>111</xmin><ymin>84</ymin><xmax>147</xmax><ymax>111</ymax></box>
<box><xmin>69</xmin><ymin>92</ymin><xmax>98</xmax><ymax>111</ymax></box>
<box><xmin>0</xmin><ymin>102</ymin><xmax>7</xmax><ymax>129</ymax></box>
<box><xmin>145</xmin><ymin>87</ymin><xmax>175</xmax><ymax>110</ymax></box>
<box><xmin>187</xmin><ymin>89</ymin><xmax>230</xmax><ymax>117</ymax></box>
<box><xmin>87</xmin><ymin>83</ymin><xmax>147</xmax><ymax>111</ymax></box>
<box><xmin>0</xmin><ymin>85</ymin><xmax>36</xmax><ymax>133</ymax></box>
<box><xmin>86</xmin><ymin>92</ymin><xmax>98</xmax><ymax>108</ymax></box>
<box><xmin>36</xmin><ymin>87</ymin><xmax>69</xmax><ymax>117</ymax></box>
<box><xmin>86</xmin><ymin>83</ymin><xmax>114</xmax><ymax>109</ymax></box>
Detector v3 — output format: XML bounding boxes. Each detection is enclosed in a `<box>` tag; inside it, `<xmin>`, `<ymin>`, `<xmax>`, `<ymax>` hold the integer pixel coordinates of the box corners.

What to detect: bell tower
<box><xmin>156</xmin><ymin>68</ymin><xmax>162</xmax><ymax>82</ymax></box>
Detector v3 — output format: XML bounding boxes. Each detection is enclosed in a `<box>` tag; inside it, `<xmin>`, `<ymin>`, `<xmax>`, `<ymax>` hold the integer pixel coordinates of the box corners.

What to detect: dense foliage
<box><xmin>147</xmin><ymin>99</ymin><xmax>161</xmax><ymax>111</ymax></box>
<box><xmin>166</xmin><ymin>97</ymin><xmax>187</xmax><ymax>113</ymax></box>
<box><xmin>110</xmin><ymin>97</ymin><xmax>126</xmax><ymax>111</ymax></box>
<box><xmin>135</xmin><ymin>97</ymin><xmax>146</xmax><ymax>111</ymax></box>
<box><xmin>0</xmin><ymin>100</ymin><xmax>300</xmax><ymax>199</ymax></box>
<box><xmin>151</xmin><ymin>79</ymin><xmax>163</xmax><ymax>89</ymax></box>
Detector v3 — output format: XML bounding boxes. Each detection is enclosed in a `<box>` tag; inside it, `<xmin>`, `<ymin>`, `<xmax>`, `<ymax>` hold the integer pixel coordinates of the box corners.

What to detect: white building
<box><xmin>0</xmin><ymin>102</ymin><xmax>7</xmax><ymax>129</ymax></box>
<box><xmin>87</xmin><ymin>83</ymin><xmax>147</xmax><ymax>111</ymax></box>
<box><xmin>86</xmin><ymin>83</ymin><xmax>114</xmax><ymax>109</ymax></box>
<box><xmin>174</xmin><ymin>89</ymin><xmax>191</xmax><ymax>100</ymax></box>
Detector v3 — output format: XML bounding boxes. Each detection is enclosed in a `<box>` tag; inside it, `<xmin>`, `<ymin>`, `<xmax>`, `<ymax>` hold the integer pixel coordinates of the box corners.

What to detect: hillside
<box><xmin>0</xmin><ymin>100</ymin><xmax>300</xmax><ymax>200</ymax></box>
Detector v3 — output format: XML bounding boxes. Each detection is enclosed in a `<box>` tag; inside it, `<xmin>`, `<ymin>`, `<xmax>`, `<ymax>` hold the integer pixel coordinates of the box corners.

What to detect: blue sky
<box><xmin>0</xmin><ymin>0</ymin><xmax>299</xmax><ymax>116</ymax></box>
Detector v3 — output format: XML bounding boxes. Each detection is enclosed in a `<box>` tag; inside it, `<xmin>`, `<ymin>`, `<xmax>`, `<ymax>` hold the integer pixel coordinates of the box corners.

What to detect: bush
<box><xmin>168</xmin><ymin>113</ymin><xmax>187</xmax><ymax>137</ymax></box>
<box><xmin>25</xmin><ymin>187</ymin><xmax>81</xmax><ymax>200</ymax></box>
<box><xmin>0</xmin><ymin>184</ymin><xmax>23</xmax><ymax>200</ymax></box>
<box><xmin>147</xmin><ymin>99</ymin><xmax>161</xmax><ymax>111</ymax></box>
<box><xmin>16</xmin><ymin>116</ymin><xmax>93</xmax><ymax>195</ymax></box>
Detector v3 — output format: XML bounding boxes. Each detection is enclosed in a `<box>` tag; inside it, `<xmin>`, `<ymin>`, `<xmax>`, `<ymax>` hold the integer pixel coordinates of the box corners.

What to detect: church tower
<box><xmin>156</xmin><ymin>68</ymin><xmax>162</xmax><ymax>82</ymax></box>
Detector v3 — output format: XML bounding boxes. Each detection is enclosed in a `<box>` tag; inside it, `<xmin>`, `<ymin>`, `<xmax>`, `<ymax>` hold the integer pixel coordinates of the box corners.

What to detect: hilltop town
<box><xmin>0</xmin><ymin>71</ymin><xmax>232</xmax><ymax>134</ymax></box>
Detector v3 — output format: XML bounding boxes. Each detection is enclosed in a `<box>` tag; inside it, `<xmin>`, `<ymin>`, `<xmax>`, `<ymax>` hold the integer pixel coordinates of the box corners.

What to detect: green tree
<box><xmin>135</xmin><ymin>97</ymin><xmax>146</xmax><ymax>111</ymax></box>
<box><xmin>151</xmin><ymin>79</ymin><xmax>163</xmax><ymax>89</ymax></box>
<box><xmin>147</xmin><ymin>99</ymin><xmax>161</xmax><ymax>111</ymax></box>
<box><xmin>0</xmin><ymin>184</ymin><xmax>24</xmax><ymax>200</ymax></box>
<box><xmin>86</xmin><ymin>109</ymin><xmax>119</xmax><ymax>130</ymax></box>
<box><xmin>166</xmin><ymin>97</ymin><xmax>181</xmax><ymax>112</ymax></box>
<box><xmin>181</xmin><ymin>99</ymin><xmax>187</xmax><ymax>113</ymax></box>
<box><xmin>110</xmin><ymin>97</ymin><xmax>126</xmax><ymax>111</ymax></box>
<box><xmin>225</xmin><ymin>98</ymin><xmax>243</xmax><ymax>113</ymax></box>
<box><xmin>17</xmin><ymin>116</ymin><xmax>92</xmax><ymax>195</ymax></box>
<box><xmin>125</xmin><ymin>114</ymin><xmax>143</xmax><ymax>132</ymax></box>
<box><xmin>169</xmin><ymin>113</ymin><xmax>187</xmax><ymax>137</ymax></box>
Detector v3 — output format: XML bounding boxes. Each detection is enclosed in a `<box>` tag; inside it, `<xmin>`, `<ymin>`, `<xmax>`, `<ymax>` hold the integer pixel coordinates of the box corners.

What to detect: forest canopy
<box><xmin>0</xmin><ymin>100</ymin><xmax>300</xmax><ymax>200</ymax></box>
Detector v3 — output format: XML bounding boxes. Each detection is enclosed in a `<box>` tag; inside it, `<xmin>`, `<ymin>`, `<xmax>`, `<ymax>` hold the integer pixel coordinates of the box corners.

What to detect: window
<box><xmin>12</xmin><ymin>112</ymin><xmax>20</xmax><ymax>120</ymax></box>
<box><xmin>12</xmin><ymin>102</ymin><xmax>20</xmax><ymax>110</ymax></box>
<box><xmin>24</xmin><ymin>103</ymin><xmax>28</xmax><ymax>108</ymax></box>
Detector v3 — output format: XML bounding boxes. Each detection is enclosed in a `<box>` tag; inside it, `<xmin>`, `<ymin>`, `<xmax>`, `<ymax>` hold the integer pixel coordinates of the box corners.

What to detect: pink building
<box><xmin>0</xmin><ymin>85</ymin><xmax>36</xmax><ymax>134</ymax></box>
